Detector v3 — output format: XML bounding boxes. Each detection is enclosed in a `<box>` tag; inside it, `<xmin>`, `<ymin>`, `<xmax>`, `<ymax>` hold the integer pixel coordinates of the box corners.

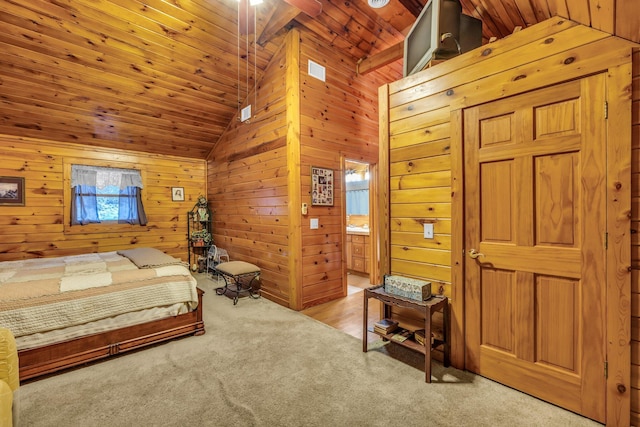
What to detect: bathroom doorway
<box><xmin>344</xmin><ymin>159</ymin><xmax>374</xmax><ymax>295</ymax></box>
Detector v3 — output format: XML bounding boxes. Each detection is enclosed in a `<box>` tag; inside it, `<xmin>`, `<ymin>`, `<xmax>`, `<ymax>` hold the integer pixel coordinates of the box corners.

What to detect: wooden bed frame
<box><xmin>18</xmin><ymin>288</ymin><xmax>205</xmax><ymax>381</ymax></box>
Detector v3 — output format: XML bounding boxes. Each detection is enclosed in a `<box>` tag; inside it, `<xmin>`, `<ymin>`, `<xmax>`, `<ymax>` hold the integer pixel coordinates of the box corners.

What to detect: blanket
<box><xmin>0</xmin><ymin>250</ymin><xmax>198</xmax><ymax>338</ymax></box>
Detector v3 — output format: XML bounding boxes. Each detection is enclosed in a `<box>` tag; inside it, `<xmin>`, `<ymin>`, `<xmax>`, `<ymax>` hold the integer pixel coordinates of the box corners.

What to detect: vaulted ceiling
<box><xmin>0</xmin><ymin>0</ymin><xmax>638</xmax><ymax>159</ymax></box>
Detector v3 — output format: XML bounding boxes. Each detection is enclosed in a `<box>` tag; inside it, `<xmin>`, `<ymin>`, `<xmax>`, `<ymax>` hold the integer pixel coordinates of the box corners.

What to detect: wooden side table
<box><xmin>363</xmin><ymin>285</ymin><xmax>450</xmax><ymax>383</ymax></box>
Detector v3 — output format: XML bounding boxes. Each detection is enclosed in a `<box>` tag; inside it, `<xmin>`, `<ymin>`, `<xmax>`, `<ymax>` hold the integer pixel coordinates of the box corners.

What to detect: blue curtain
<box><xmin>71</xmin><ymin>185</ymin><xmax>100</xmax><ymax>225</ymax></box>
<box><xmin>117</xmin><ymin>186</ymin><xmax>148</xmax><ymax>225</ymax></box>
<box><xmin>347</xmin><ymin>189</ymin><xmax>369</xmax><ymax>215</ymax></box>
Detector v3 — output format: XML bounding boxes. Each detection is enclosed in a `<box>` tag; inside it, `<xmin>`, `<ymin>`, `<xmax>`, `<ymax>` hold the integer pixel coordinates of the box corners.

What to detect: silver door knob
<box><xmin>468</xmin><ymin>249</ymin><xmax>484</xmax><ymax>259</ymax></box>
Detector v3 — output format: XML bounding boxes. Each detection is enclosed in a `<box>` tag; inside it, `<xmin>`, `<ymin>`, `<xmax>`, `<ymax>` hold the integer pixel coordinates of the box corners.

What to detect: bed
<box><xmin>0</xmin><ymin>247</ymin><xmax>205</xmax><ymax>381</ymax></box>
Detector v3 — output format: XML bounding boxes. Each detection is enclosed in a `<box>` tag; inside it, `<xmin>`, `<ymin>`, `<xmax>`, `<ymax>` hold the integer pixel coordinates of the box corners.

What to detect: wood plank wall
<box><xmin>297</xmin><ymin>31</ymin><xmax>390</xmax><ymax>309</ymax></box>
<box><xmin>0</xmin><ymin>135</ymin><xmax>205</xmax><ymax>262</ymax></box>
<box><xmin>206</xmin><ymin>27</ymin><xmax>394</xmax><ymax>309</ymax></box>
<box><xmin>631</xmin><ymin>48</ymin><xmax>640</xmax><ymax>427</ymax></box>
<box><xmin>381</xmin><ymin>17</ymin><xmax>636</xmax><ymax>425</ymax></box>
<box><xmin>206</xmin><ymin>38</ymin><xmax>290</xmax><ymax>307</ymax></box>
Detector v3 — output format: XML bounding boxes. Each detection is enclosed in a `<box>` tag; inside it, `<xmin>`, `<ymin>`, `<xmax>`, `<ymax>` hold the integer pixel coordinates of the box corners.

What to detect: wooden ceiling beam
<box><xmin>356</xmin><ymin>41</ymin><xmax>404</xmax><ymax>75</ymax></box>
<box><xmin>257</xmin><ymin>2</ymin><xmax>301</xmax><ymax>46</ymax></box>
<box><xmin>283</xmin><ymin>0</ymin><xmax>323</xmax><ymax>17</ymax></box>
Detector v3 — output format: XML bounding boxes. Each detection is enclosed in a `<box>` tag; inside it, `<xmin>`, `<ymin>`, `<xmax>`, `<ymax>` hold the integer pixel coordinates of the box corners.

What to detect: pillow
<box><xmin>117</xmin><ymin>247</ymin><xmax>183</xmax><ymax>269</ymax></box>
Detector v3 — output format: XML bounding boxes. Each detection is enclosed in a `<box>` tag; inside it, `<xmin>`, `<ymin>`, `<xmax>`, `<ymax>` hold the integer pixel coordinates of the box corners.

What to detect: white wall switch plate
<box><xmin>424</xmin><ymin>223</ymin><xmax>434</xmax><ymax>239</ymax></box>
<box><xmin>310</xmin><ymin>218</ymin><xmax>319</xmax><ymax>230</ymax></box>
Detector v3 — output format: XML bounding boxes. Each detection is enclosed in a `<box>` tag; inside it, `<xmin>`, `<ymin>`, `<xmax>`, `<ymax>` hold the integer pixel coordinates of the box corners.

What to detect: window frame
<box><xmin>63</xmin><ymin>159</ymin><xmax>148</xmax><ymax>234</ymax></box>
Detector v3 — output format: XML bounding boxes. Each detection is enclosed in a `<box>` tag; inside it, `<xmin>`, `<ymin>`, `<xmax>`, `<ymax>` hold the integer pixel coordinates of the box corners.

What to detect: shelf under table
<box><xmin>363</xmin><ymin>285</ymin><xmax>450</xmax><ymax>383</ymax></box>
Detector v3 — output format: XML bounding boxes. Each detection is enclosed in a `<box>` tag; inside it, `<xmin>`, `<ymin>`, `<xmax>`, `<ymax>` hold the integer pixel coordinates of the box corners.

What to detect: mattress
<box><xmin>14</xmin><ymin>302</ymin><xmax>191</xmax><ymax>351</ymax></box>
<box><xmin>0</xmin><ymin>248</ymin><xmax>199</xmax><ymax>349</ymax></box>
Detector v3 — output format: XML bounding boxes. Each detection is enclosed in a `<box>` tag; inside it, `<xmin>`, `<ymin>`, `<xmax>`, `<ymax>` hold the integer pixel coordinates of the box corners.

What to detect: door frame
<box><xmin>450</xmin><ymin>69</ymin><xmax>631</xmax><ymax>425</ymax></box>
<box><xmin>341</xmin><ymin>156</ymin><xmax>380</xmax><ymax>294</ymax></box>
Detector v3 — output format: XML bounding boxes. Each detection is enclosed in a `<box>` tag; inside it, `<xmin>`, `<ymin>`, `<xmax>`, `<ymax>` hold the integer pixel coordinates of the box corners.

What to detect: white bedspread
<box><xmin>0</xmin><ymin>250</ymin><xmax>198</xmax><ymax>338</ymax></box>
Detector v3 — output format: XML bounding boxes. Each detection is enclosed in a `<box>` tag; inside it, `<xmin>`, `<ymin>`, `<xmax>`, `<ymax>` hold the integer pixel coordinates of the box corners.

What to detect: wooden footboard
<box><xmin>18</xmin><ymin>288</ymin><xmax>205</xmax><ymax>382</ymax></box>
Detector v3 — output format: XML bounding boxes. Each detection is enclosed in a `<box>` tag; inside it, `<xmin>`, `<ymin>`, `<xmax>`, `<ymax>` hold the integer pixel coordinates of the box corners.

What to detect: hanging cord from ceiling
<box><xmin>237</xmin><ymin>1</ymin><xmax>241</xmax><ymax>120</ymax></box>
<box><xmin>236</xmin><ymin>0</ymin><xmax>260</xmax><ymax>123</ymax></box>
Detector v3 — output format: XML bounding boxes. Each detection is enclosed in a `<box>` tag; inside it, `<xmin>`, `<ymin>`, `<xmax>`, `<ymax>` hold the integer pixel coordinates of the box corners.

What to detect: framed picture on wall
<box><xmin>171</xmin><ymin>187</ymin><xmax>185</xmax><ymax>202</ymax></box>
<box><xmin>311</xmin><ymin>166</ymin><xmax>334</xmax><ymax>206</ymax></box>
<box><xmin>0</xmin><ymin>176</ymin><xmax>25</xmax><ymax>206</ymax></box>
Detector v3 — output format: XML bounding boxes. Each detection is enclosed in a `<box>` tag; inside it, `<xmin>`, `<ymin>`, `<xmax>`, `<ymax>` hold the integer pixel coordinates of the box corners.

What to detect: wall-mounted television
<box><xmin>403</xmin><ymin>0</ymin><xmax>482</xmax><ymax>77</ymax></box>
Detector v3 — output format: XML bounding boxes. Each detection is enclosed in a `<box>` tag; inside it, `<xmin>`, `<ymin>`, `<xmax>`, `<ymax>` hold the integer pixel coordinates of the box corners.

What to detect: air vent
<box><xmin>308</xmin><ymin>60</ymin><xmax>326</xmax><ymax>82</ymax></box>
<box><xmin>368</xmin><ymin>0</ymin><xmax>389</xmax><ymax>8</ymax></box>
<box><xmin>241</xmin><ymin>105</ymin><xmax>251</xmax><ymax>122</ymax></box>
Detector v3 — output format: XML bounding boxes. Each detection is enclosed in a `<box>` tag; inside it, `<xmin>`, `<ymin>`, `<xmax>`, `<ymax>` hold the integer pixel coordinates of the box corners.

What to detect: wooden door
<box><xmin>464</xmin><ymin>75</ymin><xmax>607</xmax><ymax>422</ymax></box>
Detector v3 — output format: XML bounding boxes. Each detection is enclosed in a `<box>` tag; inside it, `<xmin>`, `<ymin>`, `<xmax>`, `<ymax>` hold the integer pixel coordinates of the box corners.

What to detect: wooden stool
<box><xmin>214</xmin><ymin>261</ymin><xmax>261</xmax><ymax>305</ymax></box>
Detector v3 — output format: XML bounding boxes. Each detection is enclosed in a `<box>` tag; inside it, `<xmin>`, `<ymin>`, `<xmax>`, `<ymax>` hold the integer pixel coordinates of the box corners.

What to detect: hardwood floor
<box><xmin>302</xmin><ymin>272</ymin><xmax>381</xmax><ymax>342</ymax></box>
<box><xmin>302</xmin><ymin>273</ymin><xmax>448</xmax><ymax>365</ymax></box>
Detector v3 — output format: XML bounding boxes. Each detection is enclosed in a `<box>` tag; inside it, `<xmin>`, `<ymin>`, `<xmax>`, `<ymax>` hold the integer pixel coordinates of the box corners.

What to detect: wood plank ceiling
<box><xmin>0</xmin><ymin>0</ymin><xmax>638</xmax><ymax>159</ymax></box>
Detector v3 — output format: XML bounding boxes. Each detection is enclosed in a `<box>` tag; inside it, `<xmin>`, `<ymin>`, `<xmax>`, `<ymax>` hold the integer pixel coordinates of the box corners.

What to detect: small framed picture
<box><xmin>171</xmin><ymin>187</ymin><xmax>184</xmax><ymax>201</ymax></box>
<box><xmin>0</xmin><ymin>176</ymin><xmax>25</xmax><ymax>206</ymax></box>
<box><xmin>311</xmin><ymin>166</ymin><xmax>334</xmax><ymax>206</ymax></box>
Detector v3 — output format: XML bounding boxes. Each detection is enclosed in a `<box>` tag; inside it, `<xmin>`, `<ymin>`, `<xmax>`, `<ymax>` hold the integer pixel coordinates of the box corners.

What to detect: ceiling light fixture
<box><xmin>368</xmin><ymin>0</ymin><xmax>389</xmax><ymax>8</ymax></box>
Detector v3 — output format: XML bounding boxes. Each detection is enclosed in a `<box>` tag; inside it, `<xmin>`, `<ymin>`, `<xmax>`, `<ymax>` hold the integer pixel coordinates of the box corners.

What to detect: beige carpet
<box><xmin>16</xmin><ymin>275</ymin><xmax>601</xmax><ymax>427</ymax></box>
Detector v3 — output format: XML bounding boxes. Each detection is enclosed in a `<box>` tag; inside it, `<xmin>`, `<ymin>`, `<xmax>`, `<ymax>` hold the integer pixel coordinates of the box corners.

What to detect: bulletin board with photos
<box><xmin>311</xmin><ymin>166</ymin><xmax>333</xmax><ymax>206</ymax></box>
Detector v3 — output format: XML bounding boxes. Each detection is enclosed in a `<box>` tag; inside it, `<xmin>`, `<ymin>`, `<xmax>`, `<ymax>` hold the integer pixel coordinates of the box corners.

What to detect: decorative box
<box><xmin>384</xmin><ymin>275</ymin><xmax>431</xmax><ymax>301</ymax></box>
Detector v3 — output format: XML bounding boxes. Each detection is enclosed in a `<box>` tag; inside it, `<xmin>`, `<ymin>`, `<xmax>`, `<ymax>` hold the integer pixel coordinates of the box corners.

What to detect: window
<box><xmin>70</xmin><ymin>165</ymin><xmax>147</xmax><ymax>226</ymax></box>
